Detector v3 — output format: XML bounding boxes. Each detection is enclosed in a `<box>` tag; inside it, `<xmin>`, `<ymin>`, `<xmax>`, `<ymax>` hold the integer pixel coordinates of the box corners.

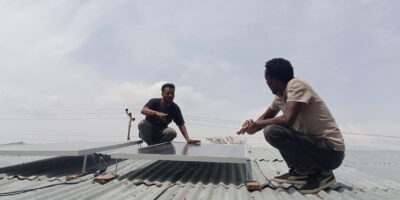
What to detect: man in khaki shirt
<box><xmin>237</xmin><ymin>58</ymin><xmax>345</xmax><ymax>194</ymax></box>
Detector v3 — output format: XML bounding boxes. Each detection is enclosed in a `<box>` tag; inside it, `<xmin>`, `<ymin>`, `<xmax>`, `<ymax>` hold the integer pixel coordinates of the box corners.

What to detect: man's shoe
<box><xmin>298</xmin><ymin>171</ymin><xmax>336</xmax><ymax>194</ymax></box>
<box><xmin>273</xmin><ymin>169</ymin><xmax>308</xmax><ymax>184</ymax></box>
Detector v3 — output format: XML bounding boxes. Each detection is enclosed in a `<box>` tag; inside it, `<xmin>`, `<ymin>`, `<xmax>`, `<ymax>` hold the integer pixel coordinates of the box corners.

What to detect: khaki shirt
<box><xmin>270</xmin><ymin>77</ymin><xmax>345</xmax><ymax>151</ymax></box>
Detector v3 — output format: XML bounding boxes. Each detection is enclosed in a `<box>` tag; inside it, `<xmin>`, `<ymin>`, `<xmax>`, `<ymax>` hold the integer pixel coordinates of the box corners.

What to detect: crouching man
<box><xmin>237</xmin><ymin>58</ymin><xmax>345</xmax><ymax>194</ymax></box>
<box><xmin>139</xmin><ymin>83</ymin><xmax>200</xmax><ymax>145</ymax></box>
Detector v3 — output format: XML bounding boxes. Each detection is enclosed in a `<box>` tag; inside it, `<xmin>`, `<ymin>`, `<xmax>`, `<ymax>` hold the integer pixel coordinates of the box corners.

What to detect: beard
<box><xmin>163</xmin><ymin>97</ymin><xmax>174</xmax><ymax>104</ymax></box>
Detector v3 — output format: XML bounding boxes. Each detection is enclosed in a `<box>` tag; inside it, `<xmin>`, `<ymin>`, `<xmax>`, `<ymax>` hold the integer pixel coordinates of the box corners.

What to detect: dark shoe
<box><xmin>273</xmin><ymin>169</ymin><xmax>308</xmax><ymax>184</ymax></box>
<box><xmin>298</xmin><ymin>171</ymin><xmax>336</xmax><ymax>194</ymax></box>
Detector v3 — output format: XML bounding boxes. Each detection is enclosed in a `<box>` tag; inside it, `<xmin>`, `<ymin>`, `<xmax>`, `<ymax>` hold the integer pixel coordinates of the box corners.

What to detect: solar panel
<box><xmin>0</xmin><ymin>140</ymin><xmax>142</xmax><ymax>156</ymax></box>
<box><xmin>109</xmin><ymin>142</ymin><xmax>248</xmax><ymax>163</ymax></box>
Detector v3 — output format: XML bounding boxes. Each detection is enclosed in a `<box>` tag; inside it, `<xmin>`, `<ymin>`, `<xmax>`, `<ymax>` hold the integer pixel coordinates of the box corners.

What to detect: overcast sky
<box><xmin>1</xmin><ymin>0</ymin><xmax>399</xmax><ymax>149</ymax></box>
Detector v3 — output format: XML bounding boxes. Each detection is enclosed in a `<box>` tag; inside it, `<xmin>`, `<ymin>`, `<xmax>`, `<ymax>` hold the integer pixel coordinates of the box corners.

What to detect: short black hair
<box><xmin>265</xmin><ymin>58</ymin><xmax>294</xmax><ymax>83</ymax></box>
<box><xmin>161</xmin><ymin>83</ymin><xmax>175</xmax><ymax>92</ymax></box>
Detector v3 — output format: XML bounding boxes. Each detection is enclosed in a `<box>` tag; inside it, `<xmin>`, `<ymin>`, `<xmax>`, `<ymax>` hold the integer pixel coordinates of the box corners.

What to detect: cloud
<box><xmin>1</xmin><ymin>1</ymin><xmax>400</xmax><ymax>147</ymax></box>
<box><xmin>95</xmin><ymin>81</ymin><xmax>236</xmax><ymax>120</ymax></box>
<box><xmin>95</xmin><ymin>81</ymin><xmax>163</xmax><ymax>107</ymax></box>
<box><xmin>0</xmin><ymin>1</ymin><xmax>243</xmax><ymax>144</ymax></box>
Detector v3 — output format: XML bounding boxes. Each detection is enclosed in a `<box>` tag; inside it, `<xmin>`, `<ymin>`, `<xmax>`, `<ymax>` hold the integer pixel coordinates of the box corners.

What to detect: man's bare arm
<box><xmin>141</xmin><ymin>107</ymin><xmax>167</xmax><ymax>119</ymax></box>
<box><xmin>246</xmin><ymin>101</ymin><xmax>303</xmax><ymax>134</ymax></box>
<box><xmin>178</xmin><ymin>124</ymin><xmax>201</xmax><ymax>143</ymax></box>
<box><xmin>257</xmin><ymin>107</ymin><xmax>280</xmax><ymax>121</ymax></box>
<box><xmin>237</xmin><ymin>107</ymin><xmax>279</xmax><ymax>134</ymax></box>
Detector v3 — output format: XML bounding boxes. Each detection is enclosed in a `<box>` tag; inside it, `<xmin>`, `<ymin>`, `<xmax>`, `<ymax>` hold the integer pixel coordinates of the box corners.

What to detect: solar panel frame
<box><xmin>0</xmin><ymin>140</ymin><xmax>143</xmax><ymax>156</ymax></box>
<box><xmin>110</xmin><ymin>142</ymin><xmax>248</xmax><ymax>164</ymax></box>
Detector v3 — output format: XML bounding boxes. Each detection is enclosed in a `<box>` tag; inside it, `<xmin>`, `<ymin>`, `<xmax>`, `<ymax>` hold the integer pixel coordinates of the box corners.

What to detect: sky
<box><xmin>0</xmin><ymin>0</ymin><xmax>399</xmax><ymax>150</ymax></box>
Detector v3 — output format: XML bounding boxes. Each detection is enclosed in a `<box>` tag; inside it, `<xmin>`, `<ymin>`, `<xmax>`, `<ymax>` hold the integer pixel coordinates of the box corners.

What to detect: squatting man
<box><xmin>138</xmin><ymin>83</ymin><xmax>200</xmax><ymax>145</ymax></box>
<box><xmin>237</xmin><ymin>58</ymin><xmax>345</xmax><ymax>194</ymax></box>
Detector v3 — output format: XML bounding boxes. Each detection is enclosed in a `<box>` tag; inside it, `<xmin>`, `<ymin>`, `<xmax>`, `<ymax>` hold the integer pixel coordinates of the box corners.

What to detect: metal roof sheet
<box><xmin>0</xmin><ymin>147</ymin><xmax>399</xmax><ymax>200</ymax></box>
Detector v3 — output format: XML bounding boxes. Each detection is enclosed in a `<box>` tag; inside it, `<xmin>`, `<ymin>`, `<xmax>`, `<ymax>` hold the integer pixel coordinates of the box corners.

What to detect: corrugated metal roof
<box><xmin>0</xmin><ymin>147</ymin><xmax>399</xmax><ymax>199</ymax></box>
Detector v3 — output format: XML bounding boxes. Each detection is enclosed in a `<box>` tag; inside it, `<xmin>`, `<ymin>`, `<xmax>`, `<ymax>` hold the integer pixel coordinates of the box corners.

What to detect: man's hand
<box><xmin>245</xmin><ymin>120</ymin><xmax>262</xmax><ymax>135</ymax></box>
<box><xmin>186</xmin><ymin>138</ymin><xmax>201</xmax><ymax>143</ymax></box>
<box><xmin>155</xmin><ymin>112</ymin><xmax>168</xmax><ymax>120</ymax></box>
<box><xmin>236</xmin><ymin>119</ymin><xmax>254</xmax><ymax>135</ymax></box>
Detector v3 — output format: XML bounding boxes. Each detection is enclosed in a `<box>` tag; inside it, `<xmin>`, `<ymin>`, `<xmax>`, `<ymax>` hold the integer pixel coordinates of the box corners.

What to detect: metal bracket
<box><xmin>82</xmin><ymin>154</ymin><xmax>88</xmax><ymax>173</ymax></box>
<box><xmin>245</xmin><ymin>159</ymin><xmax>261</xmax><ymax>191</ymax></box>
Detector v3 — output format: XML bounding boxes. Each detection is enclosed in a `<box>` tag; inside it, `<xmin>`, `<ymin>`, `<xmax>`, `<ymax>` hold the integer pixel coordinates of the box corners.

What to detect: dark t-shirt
<box><xmin>144</xmin><ymin>98</ymin><xmax>185</xmax><ymax>127</ymax></box>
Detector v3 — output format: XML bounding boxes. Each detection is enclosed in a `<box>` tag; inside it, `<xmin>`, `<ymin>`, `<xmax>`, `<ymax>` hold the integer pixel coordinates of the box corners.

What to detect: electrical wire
<box><xmin>0</xmin><ymin>118</ymin><xmax>125</xmax><ymax>120</ymax></box>
<box><xmin>1</xmin><ymin>107</ymin><xmax>400</xmax><ymax>143</ymax></box>
<box><xmin>0</xmin><ymin>178</ymin><xmax>90</xmax><ymax>197</ymax></box>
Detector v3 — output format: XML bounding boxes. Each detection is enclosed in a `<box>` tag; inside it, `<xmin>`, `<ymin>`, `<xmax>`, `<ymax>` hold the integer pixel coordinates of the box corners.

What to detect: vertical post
<box><xmin>125</xmin><ymin>108</ymin><xmax>135</xmax><ymax>141</ymax></box>
<box><xmin>246</xmin><ymin>159</ymin><xmax>252</xmax><ymax>181</ymax></box>
<box><xmin>115</xmin><ymin>158</ymin><xmax>119</xmax><ymax>174</ymax></box>
<box><xmin>82</xmin><ymin>154</ymin><xmax>88</xmax><ymax>173</ymax></box>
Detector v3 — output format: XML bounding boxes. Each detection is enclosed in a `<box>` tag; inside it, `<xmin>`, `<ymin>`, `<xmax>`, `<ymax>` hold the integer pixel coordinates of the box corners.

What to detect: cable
<box><xmin>0</xmin><ymin>118</ymin><xmax>125</xmax><ymax>120</ymax></box>
<box><xmin>0</xmin><ymin>108</ymin><xmax>124</xmax><ymax>111</ymax></box>
<box><xmin>344</xmin><ymin>138</ymin><xmax>400</xmax><ymax>144</ymax></box>
<box><xmin>1</xmin><ymin>107</ymin><xmax>400</xmax><ymax>142</ymax></box>
<box><xmin>0</xmin><ymin>154</ymin><xmax>117</xmax><ymax>196</ymax></box>
<box><xmin>185</xmin><ymin>114</ymin><xmax>241</xmax><ymax>123</ymax></box>
<box><xmin>187</xmin><ymin>122</ymin><xmax>237</xmax><ymax>129</ymax></box>
<box><xmin>0</xmin><ymin>108</ymin><xmax>242</xmax><ymax>124</ymax></box>
<box><xmin>185</xmin><ymin>117</ymin><xmax>239</xmax><ymax>125</ymax></box>
<box><xmin>343</xmin><ymin>132</ymin><xmax>400</xmax><ymax>139</ymax></box>
<box><xmin>92</xmin><ymin>153</ymin><xmax>109</xmax><ymax>176</ymax></box>
<box><xmin>0</xmin><ymin>178</ymin><xmax>89</xmax><ymax>197</ymax></box>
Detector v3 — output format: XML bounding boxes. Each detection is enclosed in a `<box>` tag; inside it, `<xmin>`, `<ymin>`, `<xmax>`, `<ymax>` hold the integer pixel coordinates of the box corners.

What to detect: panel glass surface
<box><xmin>110</xmin><ymin>142</ymin><xmax>247</xmax><ymax>163</ymax></box>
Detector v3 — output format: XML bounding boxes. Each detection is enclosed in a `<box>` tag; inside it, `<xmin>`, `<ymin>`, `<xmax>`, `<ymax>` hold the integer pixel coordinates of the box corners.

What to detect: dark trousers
<box><xmin>264</xmin><ymin>125</ymin><xmax>344</xmax><ymax>172</ymax></box>
<box><xmin>138</xmin><ymin>120</ymin><xmax>177</xmax><ymax>145</ymax></box>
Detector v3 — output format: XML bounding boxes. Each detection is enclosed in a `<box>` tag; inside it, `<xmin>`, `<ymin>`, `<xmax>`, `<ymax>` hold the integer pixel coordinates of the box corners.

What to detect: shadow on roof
<box><xmin>118</xmin><ymin>160</ymin><xmax>247</xmax><ymax>185</ymax></box>
<box><xmin>0</xmin><ymin>154</ymin><xmax>122</xmax><ymax>179</ymax></box>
